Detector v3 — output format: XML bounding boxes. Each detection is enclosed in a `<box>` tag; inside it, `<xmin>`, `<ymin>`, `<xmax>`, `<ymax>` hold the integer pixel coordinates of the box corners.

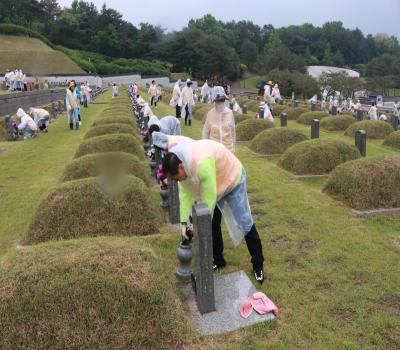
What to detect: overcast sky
<box><xmin>58</xmin><ymin>0</ymin><xmax>400</xmax><ymax>38</ymax></box>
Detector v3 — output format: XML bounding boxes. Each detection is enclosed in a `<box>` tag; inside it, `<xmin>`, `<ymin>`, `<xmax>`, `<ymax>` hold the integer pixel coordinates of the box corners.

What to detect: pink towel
<box><xmin>240</xmin><ymin>292</ymin><xmax>279</xmax><ymax>319</ymax></box>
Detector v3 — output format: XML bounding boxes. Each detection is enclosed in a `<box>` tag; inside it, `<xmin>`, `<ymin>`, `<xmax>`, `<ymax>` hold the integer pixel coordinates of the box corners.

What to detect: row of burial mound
<box><xmin>0</xmin><ymin>91</ymin><xmax>199</xmax><ymax>349</ymax></box>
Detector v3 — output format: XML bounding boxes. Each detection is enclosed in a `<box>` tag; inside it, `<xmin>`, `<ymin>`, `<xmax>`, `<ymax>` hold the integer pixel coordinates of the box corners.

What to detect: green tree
<box><xmin>239</xmin><ymin>39</ymin><xmax>258</xmax><ymax>70</ymax></box>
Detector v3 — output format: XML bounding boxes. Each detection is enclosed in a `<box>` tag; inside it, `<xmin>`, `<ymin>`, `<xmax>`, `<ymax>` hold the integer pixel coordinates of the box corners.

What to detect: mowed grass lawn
<box><xmin>0</xmin><ymin>92</ymin><xmax>398</xmax><ymax>349</ymax></box>
<box><xmin>0</xmin><ymin>92</ymin><xmax>109</xmax><ymax>253</ymax></box>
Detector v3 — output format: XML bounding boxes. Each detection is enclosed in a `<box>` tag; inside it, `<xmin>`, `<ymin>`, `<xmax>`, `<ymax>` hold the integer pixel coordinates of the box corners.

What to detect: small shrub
<box><xmin>28</xmin><ymin>175</ymin><xmax>161</xmax><ymax>242</ymax></box>
<box><xmin>282</xmin><ymin>107</ymin><xmax>309</xmax><ymax>120</ymax></box>
<box><xmin>383</xmin><ymin>130</ymin><xmax>400</xmax><ymax>149</ymax></box>
<box><xmin>0</xmin><ymin>237</ymin><xmax>195</xmax><ymax>349</ymax></box>
<box><xmin>236</xmin><ymin>119</ymin><xmax>275</xmax><ymax>141</ymax></box>
<box><xmin>320</xmin><ymin>115</ymin><xmax>357</xmax><ymax>131</ymax></box>
<box><xmin>297</xmin><ymin>111</ymin><xmax>330</xmax><ymax>125</ymax></box>
<box><xmin>324</xmin><ymin>156</ymin><xmax>400</xmax><ymax>210</ymax></box>
<box><xmin>243</xmin><ymin>99</ymin><xmax>261</xmax><ymax>112</ymax></box>
<box><xmin>250</xmin><ymin>128</ymin><xmax>308</xmax><ymax>155</ymax></box>
<box><xmin>92</xmin><ymin>116</ymin><xmax>135</xmax><ymax>128</ymax></box>
<box><xmin>344</xmin><ymin>120</ymin><xmax>393</xmax><ymax>139</ymax></box>
<box><xmin>279</xmin><ymin>139</ymin><xmax>360</xmax><ymax>175</ymax></box>
<box><xmin>75</xmin><ymin>134</ymin><xmax>144</xmax><ymax>159</ymax></box>
<box><xmin>61</xmin><ymin>152</ymin><xmax>149</xmax><ymax>185</ymax></box>
<box><xmin>84</xmin><ymin>123</ymin><xmax>137</xmax><ymax>139</ymax></box>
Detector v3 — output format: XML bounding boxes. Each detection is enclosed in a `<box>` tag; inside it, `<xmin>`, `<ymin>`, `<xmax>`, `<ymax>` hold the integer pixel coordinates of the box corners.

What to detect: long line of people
<box><xmin>4</xmin><ymin>69</ymin><xmax>27</xmax><ymax>91</ymax></box>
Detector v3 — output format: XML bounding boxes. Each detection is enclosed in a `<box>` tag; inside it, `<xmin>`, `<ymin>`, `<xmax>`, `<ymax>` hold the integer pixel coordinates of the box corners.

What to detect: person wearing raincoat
<box><xmin>202</xmin><ymin>86</ymin><xmax>236</xmax><ymax>153</ymax></box>
<box><xmin>29</xmin><ymin>107</ymin><xmax>50</xmax><ymax>132</ymax></box>
<box><xmin>201</xmin><ymin>80</ymin><xmax>211</xmax><ymax>103</ymax></box>
<box><xmin>170</xmin><ymin>80</ymin><xmax>182</xmax><ymax>118</ymax></box>
<box><xmin>162</xmin><ymin>139</ymin><xmax>265</xmax><ymax>284</ymax></box>
<box><xmin>16</xmin><ymin>108</ymin><xmax>38</xmax><ymax>139</ymax></box>
<box><xmin>152</xmin><ymin>132</ymin><xmax>192</xmax><ymax>151</ymax></box>
<box><xmin>148</xmin><ymin>115</ymin><xmax>181</xmax><ymax>136</ymax></box>
<box><xmin>181</xmin><ymin>79</ymin><xmax>195</xmax><ymax>126</ymax></box>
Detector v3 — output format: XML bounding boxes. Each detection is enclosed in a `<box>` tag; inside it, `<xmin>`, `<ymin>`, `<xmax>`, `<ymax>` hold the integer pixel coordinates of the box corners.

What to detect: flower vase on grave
<box><xmin>160</xmin><ymin>185</ymin><xmax>169</xmax><ymax>209</ymax></box>
<box><xmin>176</xmin><ymin>241</ymin><xmax>193</xmax><ymax>281</ymax></box>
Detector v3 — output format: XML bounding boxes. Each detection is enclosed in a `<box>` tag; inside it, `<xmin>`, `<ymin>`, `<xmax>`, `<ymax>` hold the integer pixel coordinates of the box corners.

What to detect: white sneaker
<box><xmin>79</xmin><ymin>122</ymin><xmax>82</xmax><ymax>126</ymax></box>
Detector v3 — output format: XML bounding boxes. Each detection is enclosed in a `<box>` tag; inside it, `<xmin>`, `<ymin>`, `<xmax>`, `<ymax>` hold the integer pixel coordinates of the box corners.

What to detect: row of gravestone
<box><xmin>127</xmin><ymin>90</ymin><xmax>215</xmax><ymax>314</ymax></box>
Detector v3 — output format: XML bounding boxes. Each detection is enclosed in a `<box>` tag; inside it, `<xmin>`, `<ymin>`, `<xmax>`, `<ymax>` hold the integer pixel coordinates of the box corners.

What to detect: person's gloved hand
<box><xmin>181</xmin><ymin>222</ymin><xmax>194</xmax><ymax>241</ymax></box>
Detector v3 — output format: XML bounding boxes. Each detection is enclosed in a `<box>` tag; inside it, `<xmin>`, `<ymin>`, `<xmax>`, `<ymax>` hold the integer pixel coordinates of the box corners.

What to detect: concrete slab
<box><xmin>182</xmin><ymin>270</ymin><xmax>275</xmax><ymax>335</ymax></box>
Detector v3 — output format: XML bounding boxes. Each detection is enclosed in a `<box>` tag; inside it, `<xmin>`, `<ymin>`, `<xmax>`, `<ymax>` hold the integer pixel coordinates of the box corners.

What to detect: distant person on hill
<box><xmin>271</xmin><ymin>84</ymin><xmax>282</xmax><ymax>103</ymax></box>
<box><xmin>170</xmin><ymin>80</ymin><xmax>182</xmax><ymax>119</ymax></box>
<box><xmin>202</xmin><ymin>86</ymin><xmax>236</xmax><ymax>153</ymax></box>
<box><xmin>201</xmin><ymin>80</ymin><xmax>210</xmax><ymax>103</ymax></box>
<box><xmin>261</xmin><ymin>102</ymin><xmax>274</xmax><ymax>122</ymax></box>
<box><xmin>4</xmin><ymin>69</ymin><xmax>12</xmax><ymax>90</ymax></box>
<box><xmin>379</xmin><ymin>113</ymin><xmax>388</xmax><ymax>121</ymax></box>
<box><xmin>229</xmin><ymin>98</ymin><xmax>242</xmax><ymax>114</ymax></box>
<box><xmin>148</xmin><ymin>80</ymin><xmax>158</xmax><ymax>107</ymax></box>
<box><xmin>162</xmin><ymin>139</ymin><xmax>265</xmax><ymax>283</ymax></box>
<box><xmin>29</xmin><ymin>107</ymin><xmax>50</xmax><ymax>133</ymax></box>
<box><xmin>157</xmin><ymin>85</ymin><xmax>163</xmax><ymax>102</ymax></box>
<box><xmin>181</xmin><ymin>79</ymin><xmax>195</xmax><ymax>126</ymax></box>
<box><xmin>263</xmin><ymin>81</ymin><xmax>272</xmax><ymax>110</ymax></box>
<box><xmin>393</xmin><ymin>101</ymin><xmax>400</xmax><ymax>117</ymax></box>
<box><xmin>112</xmin><ymin>83</ymin><xmax>118</xmax><ymax>98</ymax></box>
<box><xmin>16</xmin><ymin>108</ymin><xmax>38</xmax><ymax>139</ymax></box>
<box><xmin>148</xmin><ymin>115</ymin><xmax>181</xmax><ymax>136</ymax></box>
<box><xmin>368</xmin><ymin>102</ymin><xmax>378</xmax><ymax>120</ymax></box>
<box><xmin>66</xmin><ymin>81</ymin><xmax>79</xmax><ymax>130</ymax></box>
<box><xmin>75</xmin><ymin>84</ymin><xmax>82</xmax><ymax>125</ymax></box>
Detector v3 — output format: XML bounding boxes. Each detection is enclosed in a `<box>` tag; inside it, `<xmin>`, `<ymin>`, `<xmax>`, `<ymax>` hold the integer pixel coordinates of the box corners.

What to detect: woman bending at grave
<box><xmin>162</xmin><ymin>139</ymin><xmax>265</xmax><ymax>284</ymax></box>
<box><xmin>148</xmin><ymin>115</ymin><xmax>181</xmax><ymax>136</ymax></box>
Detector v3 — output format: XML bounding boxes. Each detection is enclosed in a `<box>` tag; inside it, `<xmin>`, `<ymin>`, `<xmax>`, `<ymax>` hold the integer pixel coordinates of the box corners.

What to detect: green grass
<box><xmin>0</xmin><ymin>93</ymin><xmax>399</xmax><ymax>348</ymax></box>
<box><xmin>240</xmin><ymin>75</ymin><xmax>264</xmax><ymax>91</ymax></box>
<box><xmin>0</xmin><ymin>34</ymin><xmax>84</xmax><ymax>74</ymax></box>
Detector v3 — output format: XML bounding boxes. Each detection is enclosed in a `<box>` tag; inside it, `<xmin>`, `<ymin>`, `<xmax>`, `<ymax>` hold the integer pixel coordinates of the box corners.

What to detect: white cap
<box><xmin>186</xmin><ymin>78</ymin><xmax>192</xmax><ymax>84</ymax></box>
<box><xmin>16</xmin><ymin>108</ymin><xmax>25</xmax><ymax>117</ymax></box>
<box><xmin>213</xmin><ymin>86</ymin><xmax>228</xmax><ymax>102</ymax></box>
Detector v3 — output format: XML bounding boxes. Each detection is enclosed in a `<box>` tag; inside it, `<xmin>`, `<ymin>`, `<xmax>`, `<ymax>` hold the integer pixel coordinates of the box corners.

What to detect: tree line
<box><xmin>1</xmin><ymin>0</ymin><xmax>399</xmax><ymax>85</ymax></box>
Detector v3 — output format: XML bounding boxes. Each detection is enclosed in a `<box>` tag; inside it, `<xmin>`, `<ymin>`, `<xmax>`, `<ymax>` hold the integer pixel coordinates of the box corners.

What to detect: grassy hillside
<box><xmin>0</xmin><ymin>34</ymin><xmax>85</xmax><ymax>75</ymax></box>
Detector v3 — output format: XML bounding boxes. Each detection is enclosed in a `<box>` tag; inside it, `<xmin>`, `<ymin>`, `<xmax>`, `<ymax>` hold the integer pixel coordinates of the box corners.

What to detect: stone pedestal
<box><xmin>332</xmin><ymin>106</ymin><xmax>338</xmax><ymax>115</ymax></box>
<box><xmin>311</xmin><ymin>103</ymin><xmax>316</xmax><ymax>111</ymax></box>
<box><xmin>176</xmin><ymin>243</ymin><xmax>193</xmax><ymax>281</ymax></box>
<box><xmin>242</xmin><ymin>105</ymin><xmax>247</xmax><ymax>114</ymax></box>
<box><xmin>355</xmin><ymin>130</ymin><xmax>366</xmax><ymax>157</ymax></box>
<box><xmin>356</xmin><ymin>110</ymin><xmax>364</xmax><ymax>121</ymax></box>
<box><xmin>168</xmin><ymin>180</ymin><xmax>180</xmax><ymax>226</ymax></box>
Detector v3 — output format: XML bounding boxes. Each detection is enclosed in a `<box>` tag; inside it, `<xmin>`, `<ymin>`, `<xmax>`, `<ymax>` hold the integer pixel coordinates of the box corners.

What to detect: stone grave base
<box><xmin>182</xmin><ymin>270</ymin><xmax>275</xmax><ymax>335</ymax></box>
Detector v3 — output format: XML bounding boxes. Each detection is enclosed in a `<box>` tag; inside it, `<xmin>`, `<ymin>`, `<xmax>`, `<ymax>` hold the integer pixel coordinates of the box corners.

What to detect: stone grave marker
<box><xmin>168</xmin><ymin>180</ymin><xmax>180</xmax><ymax>227</ymax></box>
<box><xmin>356</xmin><ymin>110</ymin><xmax>364</xmax><ymax>121</ymax></box>
<box><xmin>191</xmin><ymin>203</ymin><xmax>215</xmax><ymax>314</ymax></box>
<box><xmin>280</xmin><ymin>113</ymin><xmax>288</xmax><ymax>127</ymax></box>
<box><xmin>391</xmin><ymin>115</ymin><xmax>399</xmax><ymax>130</ymax></box>
<box><xmin>332</xmin><ymin>106</ymin><xmax>338</xmax><ymax>115</ymax></box>
<box><xmin>311</xmin><ymin>119</ymin><xmax>320</xmax><ymax>139</ymax></box>
<box><xmin>355</xmin><ymin>130</ymin><xmax>366</xmax><ymax>157</ymax></box>
<box><xmin>311</xmin><ymin>103</ymin><xmax>316</xmax><ymax>111</ymax></box>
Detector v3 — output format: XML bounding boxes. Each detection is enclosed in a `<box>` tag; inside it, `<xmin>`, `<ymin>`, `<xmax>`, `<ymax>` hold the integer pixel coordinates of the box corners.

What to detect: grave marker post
<box><xmin>168</xmin><ymin>180</ymin><xmax>180</xmax><ymax>226</ymax></box>
<box><xmin>332</xmin><ymin>106</ymin><xmax>338</xmax><ymax>115</ymax></box>
<box><xmin>192</xmin><ymin>202</ymin><xmax>215</xmax><ymax>314</ymax></box>
<box><xmin>356</xmin><ymin>110</ymin><xmax>364</xmax><ymax>121</ymax></box>
<box><xmin>391</xmin><ymin>115</ymin><xmax>399</xmax><ymax>130</ymax></box>
<box><xmin>355</xmin><ymin>130</ymin><xmax>366</xmax><ymax>157</ymax></box>
<box><xmin>311</xmin><ymin>119</ymin><xmax>319</xmax><ymax>139</ymax></box>
<box><xmin>280</xmin><ymin>113</ymin><xmax>287</xmax><ymax>127</ymax></box>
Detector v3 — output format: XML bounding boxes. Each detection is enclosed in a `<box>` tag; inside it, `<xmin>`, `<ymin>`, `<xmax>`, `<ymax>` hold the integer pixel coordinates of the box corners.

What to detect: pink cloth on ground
<box><xmin>239</xmin><ymin>292</ymin><xmax>279</xmax><ymax>319</ymax></box>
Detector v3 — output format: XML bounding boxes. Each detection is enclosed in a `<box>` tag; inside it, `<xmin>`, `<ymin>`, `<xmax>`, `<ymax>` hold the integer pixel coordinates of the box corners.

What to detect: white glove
<box><xmin>181</xmin><ymin>224</ymin><xmax>189</xmax><ymax>240</ymax></box>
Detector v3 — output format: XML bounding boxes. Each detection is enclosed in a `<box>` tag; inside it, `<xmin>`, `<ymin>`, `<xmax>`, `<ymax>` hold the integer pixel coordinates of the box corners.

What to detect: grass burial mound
<box><xmin>75</xmin><ymin>134</ymin><xmax>144</xmax><ymax>159</ymax></box>
<box><xmin>279</xmin><ymin>139</ymin><xmax>360</xmax><ymax>175</ymax></box>
<box><xmin>193</xmin><ymin>104</ymin><xmax>213</xmax><ymax>121</ymax></box>
<box><xmin>282</xmin><ymin>107</ymin><xmax>309</xmax><ymax>120</ymax></box>
<box><xmin>92</xmin><ymin>116</ymin><xmax>135</xmax><ymax>128</ymax></box>
<box><xmin>84</xmin><ymin>123</ymin><xmax>137</xmax><ymax>139</ymax></box>
<box><xmin>0</xmin><ymin>238</ymin><xmax>196</xmax><ymax>349</ymax></box>
<box><xmin>61</xmin><ymin>152</ymin><xmax>149</xmax><ymax>185</ymax></box>
<box><xmin>383</xmin><ymin>130</ymin><xmax>400</xmax><ymax>149</ymax></box>
<box><xmin>320</xmin><ymin>115</ymin><xmax>357</xmax><ymax>131</ymax></box>
<box><xmin>233</xmin><ymin>112</ymin><xmax>249</xmax><ymax>125</ymax></box>
<box><xmin>297</xmin><ymin>111</ymin><xmax>330</xmax><ymax>125</ymax></box>
<box><xmin>324</xmin><ymin>156</ymin><xmax>400</xmax><ymax>210</ymax></box>
<box><xmin>271</xmin><ymin>104</ymin><xmax>287</xmax><ymax>116</ymax></box>
<box><xmin>28</xmin><ymin>175</ymin><xmax>161</xmax><ymax>243</ymax></box>
<box><xmin>236</xmin><ymin>119</ymin><xmax>275</xmax><ymax>141</ymax></box>
<box><xmin>250</xmin><ymin>128</ymin><xmax>308</xmax><ymax>155</ymax></box>
<box><xmin>344</xmin><ymin>120</ymin><xmax>393</xmax><ymax>139</ymax></box>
